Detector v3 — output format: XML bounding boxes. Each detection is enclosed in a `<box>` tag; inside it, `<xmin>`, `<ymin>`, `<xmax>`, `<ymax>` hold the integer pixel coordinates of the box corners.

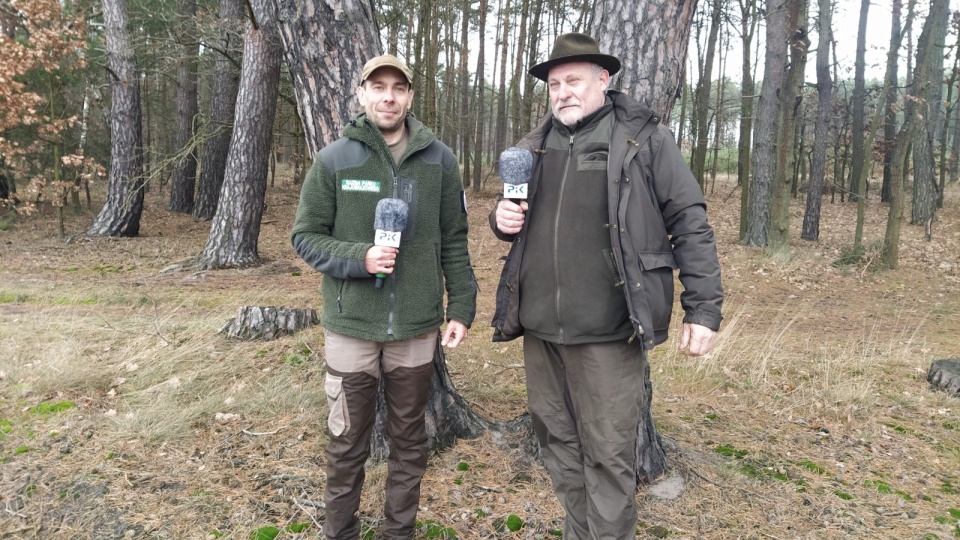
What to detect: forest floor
<box><xmin>1</xmin><ymin>172</ymin><xmax>959</xmax><ymax>540</ymax></box>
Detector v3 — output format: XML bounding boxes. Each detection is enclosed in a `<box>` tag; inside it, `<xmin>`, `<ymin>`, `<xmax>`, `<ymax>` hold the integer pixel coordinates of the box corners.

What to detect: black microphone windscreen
<box><xmin>499</xmin><ymin>147</ymin><xmax>533</xmax><ymax>186</ymax></box>
<box><xmin>374</xmin><ymin>198</ymin><xmax>409</xmax><ymax>232</ymax></box>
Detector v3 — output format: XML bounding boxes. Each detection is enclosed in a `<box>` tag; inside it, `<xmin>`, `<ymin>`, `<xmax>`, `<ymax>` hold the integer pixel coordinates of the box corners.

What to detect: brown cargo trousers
<box><xmin>523</xmin><ymin>334</ymin><xmax>646</xmax><ymax>540</ymax></box>
<box><xmin>322</xmin><ymin>330</ymin><xmax>437</xmax><ymax>540</ymax></box>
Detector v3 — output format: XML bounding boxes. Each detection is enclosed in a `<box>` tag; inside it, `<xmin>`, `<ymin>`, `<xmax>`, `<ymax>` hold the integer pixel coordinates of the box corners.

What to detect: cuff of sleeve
<box><xmin>682</xmin><ymin>309</ymin><xmax>722</xmax><ymax>332</ymax></box>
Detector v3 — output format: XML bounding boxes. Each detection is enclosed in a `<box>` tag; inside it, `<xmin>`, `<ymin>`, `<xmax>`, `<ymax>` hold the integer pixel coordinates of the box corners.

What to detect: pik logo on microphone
<box><xmin>375</xmin><ymin>229</ymin><xmax>402</xmax><ymax>248</ymax></box>
<box><xmin>504</xmin><ymin>183</ymin><xmax>528</xmax><ymax>199</ymax></box>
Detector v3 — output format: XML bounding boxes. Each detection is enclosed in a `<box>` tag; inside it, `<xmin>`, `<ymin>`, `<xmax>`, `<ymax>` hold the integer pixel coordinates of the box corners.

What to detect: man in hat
<box><xmin>489</xmin><ymin>33</ymin><xmax>723</xmax><ymax>537</ymax></box>
<box><xmin>292</xmin><ymin>53</ymin><xmax>476</xmax><ymax>540</ymax></box>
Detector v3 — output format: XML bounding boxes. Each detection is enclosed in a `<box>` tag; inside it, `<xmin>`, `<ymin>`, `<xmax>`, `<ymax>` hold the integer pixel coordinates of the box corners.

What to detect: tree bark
<box><xmin>877</xmin><ymin>0</ymin><xmax>918</xmax><ymax>268</ymax></box>
<box><xmin>591</xmin><ymin>0</ymin><xmax>697</xmax><ymax>120</ymax></box>
<box><xmin>193</xmin><ymin>0</ymin><xmax>242</xmax><ymax>221</ymax></box>
<box><xmin>927</xmin><ymin>359</ymin><xmax>960</xmax><ymax>397</ymax></box>
<box><xmin>471</xmin><ymin>0</ymin><xmax>488</xmax><ymax>193</ymax></box>
<box><xmin>196</xmin><ymin>0</ymin><xmax>280</xmax><ymax>269</ymax></box>
<box><xmin>848</xmin><ymin>0</ymin><xmax>869</xmax><ymax>201</ymax></box>
<box><xmin>219</xmin><ymin>306</ymin><xmax>320</xmax><ymax>340</ymax></box>
<box><xmin>743</xmin><ymin>0</ymin><xmax>787</xmax><ymax>247</ymax></box>
<box><xmin>458</xmin><ymin>0</ymin><xmax>473</xmax><ymax>185</ymax></box>
<box><xmin>910</xmin><ymin>0</ymin><xmax>949</xmax><ymax>227</ymax></box>
<box><xmin>768</xmin><ymin>0</ymin><xmax>809</xmax><ymax>255</ymax></box>
<box><xmin>88</xmin><ymin>0</ymin><xmax>145</xmax><ymax>237</ymax></box>
<box><xmin>274</xmin><ymin>0</ymin><xmax>379</xmax><ymax>156</ymax></box>
<box><xmin>801</xmin><ymin>0</ymin><xmax>832</xmax><ymax>241</ymax></box>
<box><xmin>510</xmin><ymin>0</ymin><xmax>530</xmax><ymax>144</ymax></box>
<box><xmin>880</xmin><ymin>0</ymin><xmax>902</xmax><ymax>203</ymax></box>
<box><xmin>168</xmin><ymin>0</ymin><xmax>200</xmax><ymax>214</ymax></box>
<box><xmin>494</xmin><ymin>0</ymin><xmax>511</xmax><ymax>155</ymax></box>
<box><xmin>691</xmin><ymin>0</ymin><xmax>722</xmax><ymax>190</ymax></box>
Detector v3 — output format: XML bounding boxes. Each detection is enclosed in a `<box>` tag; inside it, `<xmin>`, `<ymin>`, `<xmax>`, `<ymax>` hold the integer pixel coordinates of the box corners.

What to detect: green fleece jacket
<box><xmin>291</xmin><ymin>113</ymin><xmax>476</xmax><ymax>341</ymax></box>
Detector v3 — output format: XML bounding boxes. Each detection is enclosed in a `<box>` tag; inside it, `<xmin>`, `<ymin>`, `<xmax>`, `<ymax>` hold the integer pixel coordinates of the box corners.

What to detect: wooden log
<box><xmin>928</xmin><ymin>359</ymin><xmax>960</xmax><ymax>397</ymax></box>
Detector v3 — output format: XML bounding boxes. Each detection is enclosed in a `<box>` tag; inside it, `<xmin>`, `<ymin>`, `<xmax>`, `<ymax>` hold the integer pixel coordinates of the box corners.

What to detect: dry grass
<box><xmin>1</xmin><ymin>172</ymin><xmax>959</xmax><ymax>539</ymax></box>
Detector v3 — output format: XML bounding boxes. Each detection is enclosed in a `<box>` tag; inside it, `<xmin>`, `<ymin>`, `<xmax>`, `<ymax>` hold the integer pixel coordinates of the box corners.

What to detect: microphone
<box><xmin>373</xmin><ymin>198</ymin><xmax>408</xmax><ymax>289</ymax></box>
<box><xmin>499</xmin><ymin>147</ymin><xmax>533</xmax><ymax>202</ymax></box>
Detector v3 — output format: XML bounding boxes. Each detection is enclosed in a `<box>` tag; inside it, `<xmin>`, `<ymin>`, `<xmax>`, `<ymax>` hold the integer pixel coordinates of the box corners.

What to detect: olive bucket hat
<box><xmin>528</xmin><ymin>32</ymin><xmax>621</xmax><ymax>82</ymax></box>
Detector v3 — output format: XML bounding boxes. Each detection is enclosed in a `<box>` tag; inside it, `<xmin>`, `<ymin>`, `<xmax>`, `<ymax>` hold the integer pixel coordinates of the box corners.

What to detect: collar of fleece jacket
<box><xmin>346</xmin><ymin>113</ymin><xmax>436</xmax><ymax>159</ymax></box>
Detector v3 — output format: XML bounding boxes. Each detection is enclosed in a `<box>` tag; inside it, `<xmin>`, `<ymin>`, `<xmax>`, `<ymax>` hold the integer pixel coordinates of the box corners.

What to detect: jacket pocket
<box><xmin>577</xmin><ymin>150</ymin><xmax>608</xmax><ymax>171</ymax></box>
<box><xmin>602</xmin><ymin>248</ymin><xmax>624</xmax><ymax>287</ymax></box>
<box><xmin>324</xmin><ymin>373</ymin><xmax>350</xmax><ymax>437</ymax></box>
<box><xmin>638</xmin><ymin>251</ymin><xmax>678</xmax><ymax>332</ymax></box>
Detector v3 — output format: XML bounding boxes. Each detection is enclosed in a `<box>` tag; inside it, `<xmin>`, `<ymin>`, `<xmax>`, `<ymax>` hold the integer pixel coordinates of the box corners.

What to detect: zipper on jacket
<box><xmin>552</xmin><ymin>133</ymin><xmax>576</xmax><ymax>343</ymax></box>
<box><xmin>387</xmin><ymin>274</ymin><xmax>396</xmax><ymax>336</ymax></box>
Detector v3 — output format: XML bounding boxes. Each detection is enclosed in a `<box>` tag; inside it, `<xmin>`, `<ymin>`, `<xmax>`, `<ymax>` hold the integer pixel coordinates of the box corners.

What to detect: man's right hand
<box><xmin>365</xmin><ymin>245</ymin><xmax>399</xmax><ymax>275</ymax></box>
<box><xmin>495</xmin><ymin>200</ymin><xmax>528</xmax><ymax>235</ymax></box>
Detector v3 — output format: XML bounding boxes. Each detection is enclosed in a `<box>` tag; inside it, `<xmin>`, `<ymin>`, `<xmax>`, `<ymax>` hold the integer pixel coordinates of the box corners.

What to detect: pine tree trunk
<box><xmin>88</xmin><ymin>0</ymin><xmax>145</xmax><ymax>238</ymax></box>
<box><xmin>196</xmin><ymin>0</ymin><xmax>280</xmax><ymax>269</ymax></box>
<box><xmin>743</xmin><ymin>0</ymin><xmax>787</xmax><ymax>247</ymax></box>
<box><xmin>275</xmin><ymin>0</ymin><xmax>379</xmax><ymax>156</ymax></box>
<box><xmin>848</xmin><ymin>0</ymin><xmax>869</xmax><ymax>201</ymax></box>
<box><xmin>801</xmin><ymin>0</ymin><xmax>832</xmax><ymax>241</ymax></box>
<box><xmin>510</xmin><ymin>0</ymin><xmax>530</xmax><ymax>144</ymax></box>
<box><xmin>193</xmin><ymin>0</ymin><xmax>242</xmax><ymax>221</ymax></box>
<box><xmin>737</xmin><ymin>0</ymin><xmax>757</xmax><ymax>240</ymax></box>
<box><xmin>168</xmin><ymin>0</ymin><xmax>200</xmax><ymax>214</ymax></box>
<box><xmin>591</xmin><ymin>0</ymin><xmax>696</xmax><ymax>120</ymax></box>
<box><xmin>458</xmin><ymin>0</ymin><xmax>473</xmax><ymax>185</ymax></box>
<box><xmin>880</xmin><ymin>0</ymin><xmax>902</xmax><ymax>203</ymax></box>
<box><xmin>494</xmin><ymin>0</ymin><xmax>511</xmax><ymax>156</ymax></box>
<box><xmin>472</xmin><ymin>0</ymin><xmax>487</xmax><ymax>193</ymax></box>
<box><xmin>691</xmin><ymin>0</ymin><xmax>722</xmax><ymax>190</ymax></box>
<box><xmin>768</xmin><ymin>0</ymin><xmax>809</xmax><ymax>255</ymax></box>
<box><xmin>910</xmin><ymin>0</ymin><xmax>948</xmax><ymax>226</ymax></box>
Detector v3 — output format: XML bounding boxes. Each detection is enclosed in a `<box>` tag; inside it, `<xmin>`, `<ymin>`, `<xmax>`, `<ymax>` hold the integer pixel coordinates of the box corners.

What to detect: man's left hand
<box><xmin>679</xmin><ymin>323</ymin><xmax>717</xmax><ymax>357</ymax></box>
<box><xmin>441</xmin><ymin>320</ymin><xmax>469</xmax><ymax>349</ymax></box>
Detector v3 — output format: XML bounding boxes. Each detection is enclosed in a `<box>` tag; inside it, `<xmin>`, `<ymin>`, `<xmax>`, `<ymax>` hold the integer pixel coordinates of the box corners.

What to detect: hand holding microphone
<box><xmin>496</xmin><ymin>147</ymin><xmax>533</xmax><ymax>235</ymax></box>
<box><xmin>370</xmin><ymin>198</ymin><xmax>408</xmax><ymax>289</ymax></box>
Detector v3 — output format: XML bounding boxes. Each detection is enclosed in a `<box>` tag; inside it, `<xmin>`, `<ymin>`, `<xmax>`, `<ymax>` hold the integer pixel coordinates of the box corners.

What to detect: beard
<box><xmin>553</xmin><ymin>99</ymin><xmax>584</xmax><ymax>127</ymax></box>
<box><xmin>372</xmin><ymin>109</ymin><xmax>406</xmax><ymax>134</ymax></box>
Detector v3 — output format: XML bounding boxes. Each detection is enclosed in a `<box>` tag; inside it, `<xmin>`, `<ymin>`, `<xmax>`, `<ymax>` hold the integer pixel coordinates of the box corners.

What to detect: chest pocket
<box><xmin>577</xmin><ymin>150</ymin><xmax>608</xmax><ymax>171</ymax></box>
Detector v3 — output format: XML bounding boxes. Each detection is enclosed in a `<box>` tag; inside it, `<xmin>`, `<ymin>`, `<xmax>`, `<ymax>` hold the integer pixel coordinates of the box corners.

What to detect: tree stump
<box><xmin>218</xmin><ymin>306</ymin><xmax>319</xmax><ymax>340</ymax></box>
<box><xmin>928</xmin><ymin>359</ymin><xmax>960</xmax><ymax>397</ymax></box>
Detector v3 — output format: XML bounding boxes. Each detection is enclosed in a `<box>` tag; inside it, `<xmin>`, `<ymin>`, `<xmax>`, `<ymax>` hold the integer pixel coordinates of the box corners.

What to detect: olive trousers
<box><xmin>523</xmin><ymin>334</ymin><xmax>646</xmax><ymax>540</ymax></box>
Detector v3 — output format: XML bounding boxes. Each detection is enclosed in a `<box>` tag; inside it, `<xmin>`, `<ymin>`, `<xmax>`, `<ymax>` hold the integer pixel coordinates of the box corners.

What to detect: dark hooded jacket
<box><xmin>489</xmin><ymin>90</ymin><xmax>722</xmax><ymax>349</ymax></box>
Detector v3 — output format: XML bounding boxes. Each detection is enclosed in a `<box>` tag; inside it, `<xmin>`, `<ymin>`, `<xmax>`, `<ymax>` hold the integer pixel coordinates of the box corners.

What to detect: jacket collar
<box><xmin>345</xmin><ymin>112</ymin><xmax>434</xmax><ymax>155</ymax></box>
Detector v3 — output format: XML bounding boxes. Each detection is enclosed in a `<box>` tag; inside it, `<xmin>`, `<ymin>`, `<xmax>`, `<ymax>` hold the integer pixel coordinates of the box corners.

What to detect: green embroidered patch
<box><xmin>341</xmin><ymin>179</ymin><xmax>381</xmax><ymax>192</ymax></box>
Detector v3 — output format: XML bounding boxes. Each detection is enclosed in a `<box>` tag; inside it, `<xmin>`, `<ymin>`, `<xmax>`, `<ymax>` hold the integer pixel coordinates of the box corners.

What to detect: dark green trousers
<box><xmin>523</xmin><ymin>335</ymin><xmax>646</xmax><ymax>540</ymax></box>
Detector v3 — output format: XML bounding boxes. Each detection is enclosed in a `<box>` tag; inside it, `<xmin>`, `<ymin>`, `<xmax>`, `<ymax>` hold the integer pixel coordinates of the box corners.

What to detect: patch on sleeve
<box><xmin>341</xmin><ymin>179</ymin><xmax>381</xmax><ymax>192</ymax></box>
<box><xmin>460</xmin><ymin>190</ymin><xmax>468</xmax><ymax>214</ymax></box>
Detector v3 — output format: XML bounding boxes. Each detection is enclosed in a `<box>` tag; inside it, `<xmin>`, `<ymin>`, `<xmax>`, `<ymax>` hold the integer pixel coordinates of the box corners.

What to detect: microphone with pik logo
<box><xmin>499</xmin><ymin>146</ymin><xmax>533</xmax><ymax>203</ymax></box>
<box><xmin>373</xmin><ymin>197</ymin><xmax>408</xmax><ymax>289</ymax></box>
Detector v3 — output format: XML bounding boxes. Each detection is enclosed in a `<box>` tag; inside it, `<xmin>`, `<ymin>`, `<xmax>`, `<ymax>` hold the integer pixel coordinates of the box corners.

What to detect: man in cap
<box><xmin>292</xmin><ymin>53</ymin><xmax>476</xmax><ymax>539</ymax></box>
<box><xmin>490</xmin><ymin>33</ymin><xmax>723</xmax><ymax>537</ymax></box>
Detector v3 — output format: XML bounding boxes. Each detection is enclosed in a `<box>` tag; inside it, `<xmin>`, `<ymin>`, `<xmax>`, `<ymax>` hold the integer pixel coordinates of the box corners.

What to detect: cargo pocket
<box><xmin>324</xmin><ymin>373</ymin><xmax>350</xmax><ymax>437</ymax></box>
